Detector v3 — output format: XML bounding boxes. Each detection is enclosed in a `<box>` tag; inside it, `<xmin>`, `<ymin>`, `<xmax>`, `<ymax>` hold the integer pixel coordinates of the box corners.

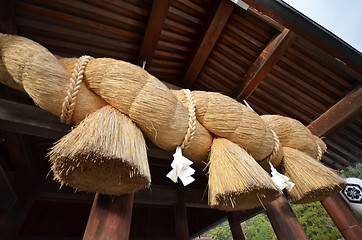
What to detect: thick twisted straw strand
<box><xmin>60</xmin><ymin>55</ymin><xmax>93</xmax><ymax>124</ymax></box>
<box><xmin>180</xmin><ymin>89</ymin><xmax>197</xmax><ymax>150</ymax></box>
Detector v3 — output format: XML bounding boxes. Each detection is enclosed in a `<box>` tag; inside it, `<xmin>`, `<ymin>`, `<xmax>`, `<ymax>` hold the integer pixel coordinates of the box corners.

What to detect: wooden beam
<box><xmin>37</xmin><ymin>178</ymin><xmax>209</xmax><ymax>208</ymax></box>
<box><xmin>0</xmin><ymin>98</ymin><xmax>70</xmax><ymax>140</ymax></box>
<box><xmin>0</xmin><ymin>163</ymin><xmax>17</xmax><ymax>212</ymax></box>
<box><xmin>265</xmin><ymin>196</ymin><xmax>308</xmax><ymax>240</ymax></box>
<box><xmin>308</xmin><ymin>86</ymin><xmax>362</xmax><ymax>137</ymax></box>
<box><xmin>83</xmin><ymin>193</ymin><xmax>134</xmax><ymax>240</ymax></box>
<box><xmin>183</xmin><ymin>0</ymin><xmax>235</xmax><ymax>88</ymax></box>
<box><xmin>137</xmin><ymin>0</ymin><xmax>170</xmax><ymax>66</ymax></box>
<box><xmin>321</xmin><ymin>194</ymin><xmax>362</xmax><ymax>240</ymax></box>
<box><xmin>234</xmin><ymin>28</ymin><xmax>296</xmax><ymax>100</ymax></box>
<box><xmin>227</xmin><ymin>213</ymin><xmax>246</xmax><ymax>240</ymax></box>
<box><xmin>0</xmin><ymin>98</ymin><xmax>176</xmax><ymax>161</ymax></box>
<box><xmin>0</xmin><ymin>0</ymin><xmax>17</xmax><ymax>34</ymax></box>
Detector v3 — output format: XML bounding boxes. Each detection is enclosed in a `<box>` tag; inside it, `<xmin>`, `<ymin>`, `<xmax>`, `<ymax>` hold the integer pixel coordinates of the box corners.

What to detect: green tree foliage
<box><xmin>200</xmin><ymin>202</ymin><xmax>343</xmax><ymax>240</ymax></box>
<box><xmin>241</xmin><ymin>213</ymin><xmax>276</xmax><ymax>240</ymax></box>
<box><xmin>200</xmin><ymin>221</ymin><xmax>232</xmax><ymax>240</ymax></box>
<box><xmin>340</xmin><ymin>162</ymin><xmax>362</xmax><ymax>179</ymax></box>
<box><xmin>291</xmin><ymin>202</ymin><xmax>342</xmax><ymax>240</ymax></box>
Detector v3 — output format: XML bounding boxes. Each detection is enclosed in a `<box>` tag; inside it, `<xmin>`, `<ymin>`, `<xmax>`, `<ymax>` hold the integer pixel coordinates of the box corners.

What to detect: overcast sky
<box><xmin>282</xmin><ymin>0</ymin><xmax>362</xmax><ymax>53</ymax></box>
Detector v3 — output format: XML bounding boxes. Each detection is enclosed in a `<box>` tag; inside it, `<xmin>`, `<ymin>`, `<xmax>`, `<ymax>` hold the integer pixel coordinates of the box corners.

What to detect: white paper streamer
<box><xmin>269</xmin><ymin>162</ymin><xmax>295</xmax><ymax>192</ymax></box>
<box><xmin>166</xmin><ymin>146</ymin><xmax>195</xmax><ymax>186</ymax></box>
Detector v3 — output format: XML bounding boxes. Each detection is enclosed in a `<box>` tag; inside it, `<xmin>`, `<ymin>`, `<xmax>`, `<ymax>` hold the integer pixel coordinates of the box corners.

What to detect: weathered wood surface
<box><xmin>137</xmin><ymin>0</ymin><xmax>170</xmax><ymax>66</ymax></box>
<box><xmin>183</xmin><ymin>0</ymin><xmax>235</xmax><ymax>88</ymax></box>
<box><xmin>174</xmin><ymin>185</ymin><xmax>189</xmax><ymax>240</ymax></box>
<box><xmin>83</xmin><ymin>193</ymin><xmax>134</xmax><ymax>240</ymax></box>
<box><xmin>227</xmin><ymin>213</ymin><xmax>246</xmax><ymax>240</ymax></box>
<box><xmin>321</xmin><ymin>194</ymin><xmax>362</xmax><ymax>240</ymax></box>
<box><xmin>234</xmin><ymin>28</ymin><xmax>296</xmax><ymax>100</ymax></box>
<box><xmin>308</xmin><ymin>86</ymin><xmax>362</xmax><ymax>137</ymax></box>
<box><xmin>266</xmin><ymin>196</ymin><xmax>308</xmax><ymax>240</ymax></box>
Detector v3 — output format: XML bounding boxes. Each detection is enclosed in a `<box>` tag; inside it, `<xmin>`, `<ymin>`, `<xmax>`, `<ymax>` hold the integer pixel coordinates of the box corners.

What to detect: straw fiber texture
<box><xmin>49</xmin><ymin>106</ymin><xmax>150</xmax><ymax>195</ymax></box>
<box><xmin>0</xmin><ymin>35</ymin><xmax>106</xmax><ymax>124</ymax></box>
<box><xmin>208</xmin><ymin>138</ymin><xmax>281</xmax><ymax>211</ymax></box>
<box><xmin>81</xmin><ymin>58</ymin><xmax>212</xmax><ymax>162</ymax></box>
<box><xmin>261</xmin><ymin>115</ymin><xmax>320</xmax><ymax>159</ymax></box>
<box><xmin>190</xmin><ymin>91</ymin><xmax>275</xmax><ymax>161</ymax></box>
<box><xmin>282</xmin><ymin>147</ymin><xmax>346</xmax><ymax>204</ymax></box>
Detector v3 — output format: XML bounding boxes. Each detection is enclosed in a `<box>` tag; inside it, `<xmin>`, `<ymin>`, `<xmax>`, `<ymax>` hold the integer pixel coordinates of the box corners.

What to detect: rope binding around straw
<box><xmin>180</xmin><ymin>89</ymin><xmax>197</xmax><ymax>150</ymax></box>
<box><xmin>60</xmin><ymin>55</ymin><xmax>93</xmax><ymax>124</ymax></box>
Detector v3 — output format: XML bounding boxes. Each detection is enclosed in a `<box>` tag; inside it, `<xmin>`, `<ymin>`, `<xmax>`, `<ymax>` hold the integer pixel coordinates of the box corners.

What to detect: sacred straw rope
<box><xmin>60</xmin><ymin>55</ymin><xmax>93</xmax><ymax>124</ymax></box>
<box><xmin>180</xmin><ymin>89</ymin><xmax>197</xmax><ymax>150</ymax></box>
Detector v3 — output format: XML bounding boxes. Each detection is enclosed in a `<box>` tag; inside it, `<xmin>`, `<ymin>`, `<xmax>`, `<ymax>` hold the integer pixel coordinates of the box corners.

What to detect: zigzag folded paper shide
<box><xmin>167</xmin><ymin>146</ymin><xmax>195</xmax><ymax>186</ymax></box>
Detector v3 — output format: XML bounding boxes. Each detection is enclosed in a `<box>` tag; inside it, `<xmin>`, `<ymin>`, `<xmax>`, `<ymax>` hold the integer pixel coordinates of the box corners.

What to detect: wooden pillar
<box><xmin>266</xmin><ymin>196</ymin><xmax>308</xmax><ymax>240</ymax></box>
<box><xmin>227</xmin><ymin>213</ymin><xmax>246</xmax><ymax>240</ymax></box>
<box><xmin>321</xmin><ymin>194</ymin><xmax>362</xmax><ymax>240</ymax></box>
<box><xmin>174</xmin><ymin>185</ymin><xmax>189</xmax><ymax>240</ymax></box>
<box><xmin>83</xmin><ymin>193</ymin><xmax>134</xmax><ymax>240</ymax></box>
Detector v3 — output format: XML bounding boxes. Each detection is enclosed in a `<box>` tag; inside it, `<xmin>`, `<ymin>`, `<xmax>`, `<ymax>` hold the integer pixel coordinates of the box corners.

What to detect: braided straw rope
<box><xmin>262</xmin><ymin>129</ymin><xmax>280</xmax><ymax>163</ymax></box>
<box><xmin>316</xmin><ymin>145</ymin><xmax>323</xmax><ymax>161</ymax></box>
<box><xmin>180</xmin><ymin>89</ymin><xmax>197</xmax><ymax>150</ymax></box>
<box><xmin>60</xmin><ymin>55</ymin><xmax>93</xmax><ymax>124</ymax></box>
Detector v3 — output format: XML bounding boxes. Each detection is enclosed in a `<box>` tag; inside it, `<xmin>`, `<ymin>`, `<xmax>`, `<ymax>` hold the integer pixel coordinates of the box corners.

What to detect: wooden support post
<box><xmin>227</xmin><ymin>213</ymin><xmax>246</xmax><ymax>240</ymax></box>
<box><xmin>174</xmin><ymin>185</ymin><xmax>189</xmax><ymax>240</ymax></box>
<box><xmin>83</xmin><ymin>193</ymin><xmax>134</xmax><ymax>240</ymax></box>
<box><xmin>266</xmin><ymin>196</ymin><xmax>308</xmax><ymax>240</ymax></box>
<box><xmin>321</xmin><ymin>194</ymin><xmax>362</xmax><ymax>240</ymax></box>
<box><xmin>0</xmin><ymin>163</ymin><xmax>17</xmax><ymax>212</ymax></box>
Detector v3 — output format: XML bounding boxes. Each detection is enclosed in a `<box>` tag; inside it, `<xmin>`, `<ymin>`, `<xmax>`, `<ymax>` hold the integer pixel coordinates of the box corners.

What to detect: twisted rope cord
<box><xmin>316</xmin><ymin>145</ymin><xmax>323</xmax><ymax>161</ymax></box>
<box><xmin>263</xmin><ymin>129</ymin><xmax>280</xmax><ymax>164</ymax></box>
<box><xmin>60</xmin><ymin>55</ymin><xmax>93</xmax><ymax>125</ymax></box>
<box><xmin>180</xmin><ymin>89</ymin><xmax>197</xmax><ymax>150</ymax></box>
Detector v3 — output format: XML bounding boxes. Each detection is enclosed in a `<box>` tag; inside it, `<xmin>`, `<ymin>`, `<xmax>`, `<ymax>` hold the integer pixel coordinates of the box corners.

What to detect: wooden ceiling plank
<box><xmin>308</xmin><ymin>86</ymin><xmax>362</xmax><ymax>137</ymax></box>
<box><xmin>325</xmin><ymin>140</ymin><xmax>361</xmax><ymax>163</ymax></box>
<box><xmin>253</xmin><ymin>88</ymin><xmax>313</xmax><ymax>124</ymax></box>
<box><xmin>234</xmin><ymin>28</ymin><xmax>296</xmax><ymax>101</ymax></box>
<box><xmin>259</xmin><ymin>80</ymin><xmax>320</xmax><ymax>119</ymax></box>
<box><xmin>273</xmin><ymin>64</ymin><xmax>334</xmax><ymax>105</ymax></box>
<box><xmin>267</xmin><ymin>72</ymin><xmax>327</xmax><ymax>112</ymax></box>
<box><xmin>183</xmin><ymin>0</ymin><xmax>235</xmax><ymax>88</ymax></box>
<box><xmin>0</xmin><ymin>0</ymin><xmax>17</xmax><ymax>33</ymax></box>
<box><xmin>137</xmin><ymin>0</ymin><xmax>170</xmax><ymax>66</ymax></box>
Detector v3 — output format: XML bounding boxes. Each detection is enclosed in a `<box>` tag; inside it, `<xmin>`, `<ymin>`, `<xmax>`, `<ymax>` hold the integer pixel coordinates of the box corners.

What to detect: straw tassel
<box><xmin>208</xmin><ymin>137</ymin><xmax>281</xmax><ymax>211</ymax></box>
<box><xmin>49</xmin><ymin>106</ymin><xmax>151</xmax><ymax>195</ymax></box>
<box><xmin>282</xmin><ymin>147</ymin><xmax>346</xmax><ymax>204</ymax></box>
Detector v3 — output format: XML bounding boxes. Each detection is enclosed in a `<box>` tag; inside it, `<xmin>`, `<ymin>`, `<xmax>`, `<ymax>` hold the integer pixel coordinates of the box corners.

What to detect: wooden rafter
<box><xmin>137</xmin><ymin>0</ymin><xmax>170</xmax><ymax>66</ymax></box>
<box><xmin>234</xmin><ymin>28</ymin><xmax>296</xmax><ymax>101</ymax></box>
<box><xmin>0</xmin><ymin>0</ymin><xmax>17</xmax><ymax>34</ymax></box>
<box><xmin>308</xmin><ymin>86</ymin><xmax>362</xmax><ymax>137</ymax></box>
<box><xmin>241</xmin><ymin>0</ymin><xmax>362</xmax><ymax>76</ymax></box>
<box><xmin>183</xmin><ymin>0</ymin><xmax>235</xmax><ymax>88</ymax></box>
